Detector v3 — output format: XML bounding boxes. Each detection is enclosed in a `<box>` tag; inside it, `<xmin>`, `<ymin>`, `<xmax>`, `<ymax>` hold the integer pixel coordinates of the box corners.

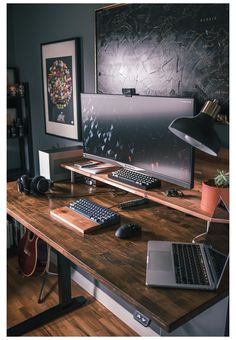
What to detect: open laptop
<box><xmin>146</xmin><ymin>201</ymin><xmax>229</xmax><ymax>290</ymax></box>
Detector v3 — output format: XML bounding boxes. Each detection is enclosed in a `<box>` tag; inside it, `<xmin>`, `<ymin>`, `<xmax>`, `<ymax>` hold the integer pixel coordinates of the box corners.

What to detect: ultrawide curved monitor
<box><xmin>81</xmin><ymin>94</ymin><xmax>195</xmax><ymax>189</ymax></box>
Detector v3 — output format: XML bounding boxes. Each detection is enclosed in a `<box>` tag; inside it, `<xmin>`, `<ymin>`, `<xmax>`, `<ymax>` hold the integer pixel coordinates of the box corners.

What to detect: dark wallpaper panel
<box><xmin>96</xmin><ymin>4</ymin><xmax>229</xmax><ymax>115</ymax></box>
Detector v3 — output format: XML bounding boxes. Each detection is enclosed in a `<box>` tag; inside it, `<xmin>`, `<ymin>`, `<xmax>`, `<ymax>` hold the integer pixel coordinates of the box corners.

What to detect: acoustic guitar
<box><xmin>18</xmin><ymin>229</ymin><xmax>47</xmax><ymax>277</ymax></box>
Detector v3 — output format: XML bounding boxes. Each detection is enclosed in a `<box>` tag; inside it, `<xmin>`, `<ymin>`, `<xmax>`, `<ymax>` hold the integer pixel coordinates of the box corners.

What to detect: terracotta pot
<box><xmin>200</xmin><ymin>180</ymin><xmax>229</xmax><ymax>215</ymax></box>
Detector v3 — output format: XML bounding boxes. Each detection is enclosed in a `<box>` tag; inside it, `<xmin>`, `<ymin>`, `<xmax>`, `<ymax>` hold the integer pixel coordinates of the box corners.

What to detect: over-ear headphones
<box><xmin>17</xmin><ymin>175</ymin><xmax>53</xmax><ymax>195</ymax></box>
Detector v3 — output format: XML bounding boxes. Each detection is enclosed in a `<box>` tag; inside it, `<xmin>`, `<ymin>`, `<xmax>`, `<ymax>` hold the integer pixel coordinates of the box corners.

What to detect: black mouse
<box><xmin>115</xmin><ymin>224</ymin><xmax>142</xmax><ymax>239</ymax></box>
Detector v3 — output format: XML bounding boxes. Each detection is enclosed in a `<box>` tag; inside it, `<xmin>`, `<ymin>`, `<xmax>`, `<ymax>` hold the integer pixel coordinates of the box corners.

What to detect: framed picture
<box><xmin>41</xmin><ymin>38</ymin><xmax>81</xmax><ymax>140</ymax></box>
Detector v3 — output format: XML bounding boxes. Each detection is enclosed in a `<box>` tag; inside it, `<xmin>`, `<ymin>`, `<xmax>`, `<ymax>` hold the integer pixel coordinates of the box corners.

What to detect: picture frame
<box><xmin>41</xmin><ymin>38</ymin><xmax>81</xmax><ymax>140</ymax></box>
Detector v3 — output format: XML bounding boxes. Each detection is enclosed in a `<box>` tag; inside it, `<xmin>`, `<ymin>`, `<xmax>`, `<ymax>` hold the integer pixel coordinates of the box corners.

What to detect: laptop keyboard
<box><xmin>172</xmin><ymin>244</ymin><xmax>209</xmax><ymax>285</ymax></box>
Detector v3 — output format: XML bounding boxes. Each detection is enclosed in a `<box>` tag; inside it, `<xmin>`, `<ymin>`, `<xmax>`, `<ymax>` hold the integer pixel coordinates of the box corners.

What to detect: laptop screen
<box><xmin>204</xmin><ymin>196</ymin><xmax>229</xmax><ymax>255</ymax></box>
<box><xmin>205</xmin><ymin>222</ymin><xmax>229</xmax><ymax>257</ymax></box>
<box><xmin>207</xmin><ymin>247</ymin><xmax>228</xmax><ymax>285</ymax></box>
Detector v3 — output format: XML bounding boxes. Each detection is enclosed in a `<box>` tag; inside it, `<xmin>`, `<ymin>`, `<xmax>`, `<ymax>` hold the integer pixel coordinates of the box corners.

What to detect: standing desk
<box><xmin>7</xmin><ymin>180</ymin><xmax>229</xmax><ymax>336</ymax></box>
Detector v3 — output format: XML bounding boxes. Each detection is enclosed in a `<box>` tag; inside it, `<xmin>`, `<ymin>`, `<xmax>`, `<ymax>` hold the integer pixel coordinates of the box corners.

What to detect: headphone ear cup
<box><xmin>30</xmin><ymin>176</ymin><xmax>50</xmax><ymax>195</ymax></box>
<box><xmin>30</xmin><ymin>176</ymin><xmax>43</xmax><ymax>195</ymax></box>
<box><xmin>21</xmin><ymin>174</ymin><xmax>30</xmax><ymax>188</ymax></box>
<box><xmin>16</xmin><ymin>178</ymin><xmax>24</xmax><ymax>193</ymax></box>
<box><xmin>17</xmin><ymin>174</ymin><xmax>30</xmax><ymax>193</ymax></box>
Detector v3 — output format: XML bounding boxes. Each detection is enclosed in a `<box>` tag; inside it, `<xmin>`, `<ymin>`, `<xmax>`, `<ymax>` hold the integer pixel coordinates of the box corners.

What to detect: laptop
<box><xmin>146</xmin><ymin>203</ymin><xmax>229</xmax><ymax>290</ymax></box>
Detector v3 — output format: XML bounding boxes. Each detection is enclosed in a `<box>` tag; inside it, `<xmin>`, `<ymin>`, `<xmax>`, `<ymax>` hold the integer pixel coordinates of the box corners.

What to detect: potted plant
<box><xmin>200</xmin><ymin>169</ymin><xmax>229</xmax><ymax>215</ymax></box>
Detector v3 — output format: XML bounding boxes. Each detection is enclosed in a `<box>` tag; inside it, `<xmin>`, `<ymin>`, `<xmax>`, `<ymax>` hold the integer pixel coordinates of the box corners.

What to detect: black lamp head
<box><xmin>168</xmin><ymin>99</ymin><xmax>221</xmax><ymax>156</ymax></box>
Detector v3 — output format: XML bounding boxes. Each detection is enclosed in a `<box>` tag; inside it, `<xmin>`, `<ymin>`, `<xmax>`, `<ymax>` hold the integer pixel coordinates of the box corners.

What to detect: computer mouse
<box><xmin>115</xmin><ymin>224</ymin><xmax>142</xmax><ymax>239</ymax></box>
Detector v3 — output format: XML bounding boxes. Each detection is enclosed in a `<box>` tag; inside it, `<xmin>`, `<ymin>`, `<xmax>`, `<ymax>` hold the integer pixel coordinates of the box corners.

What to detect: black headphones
<box><xmin>17</xmin><ymin>175</ymin><xmax>53</xmax><ymax>195</ymax></box>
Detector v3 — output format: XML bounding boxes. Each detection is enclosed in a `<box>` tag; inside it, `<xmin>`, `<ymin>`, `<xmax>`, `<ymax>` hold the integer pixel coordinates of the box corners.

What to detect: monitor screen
<box><xmin>81</xmin><ymin>94</ymin><xmax>195</xmax><ymax>189</ymax></box>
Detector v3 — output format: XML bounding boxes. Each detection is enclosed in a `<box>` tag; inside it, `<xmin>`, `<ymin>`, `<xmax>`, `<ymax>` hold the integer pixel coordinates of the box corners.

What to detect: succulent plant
<box><xmin>214</xmin><ymin>169</ymin><xmax>229</xmax><ymax>187</ymax></box>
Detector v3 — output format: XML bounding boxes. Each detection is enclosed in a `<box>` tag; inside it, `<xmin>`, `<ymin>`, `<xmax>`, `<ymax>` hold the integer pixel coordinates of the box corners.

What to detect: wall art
<box><xmin>41</xmin><ymin>38</ymin><xmax>81</xmax><ymax>140</ymax></box>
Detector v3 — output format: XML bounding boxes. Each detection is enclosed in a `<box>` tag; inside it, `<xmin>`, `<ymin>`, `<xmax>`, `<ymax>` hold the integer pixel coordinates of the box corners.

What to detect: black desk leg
<box><xmin>7</xmin><ymin>252</ymin><xmax>86</xmax><ymax>336</ymax></box>
<box><xmin>58</xmin><ymin>251</ymin><xmax>72</xmax><ymax>305</ymax></box>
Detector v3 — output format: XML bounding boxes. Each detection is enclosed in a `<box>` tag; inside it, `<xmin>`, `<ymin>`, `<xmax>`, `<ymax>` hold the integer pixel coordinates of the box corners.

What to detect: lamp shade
<box><xmin>168</xmin><ymin>111</ymin><xmax>221</xmax><ymax>156</ymax></box>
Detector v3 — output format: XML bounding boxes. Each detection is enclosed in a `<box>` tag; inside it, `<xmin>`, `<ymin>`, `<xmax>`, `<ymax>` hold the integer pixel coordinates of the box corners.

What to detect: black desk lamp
<box><xmin>168</xmin><ymin>99</ymin><xmax>222</xmax><ymax>156</ymax></box>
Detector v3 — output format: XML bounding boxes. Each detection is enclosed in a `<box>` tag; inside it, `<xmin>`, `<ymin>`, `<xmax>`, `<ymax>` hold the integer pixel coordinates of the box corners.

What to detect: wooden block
<box><xmin>50</xmin><ymin>206</ymin><xmax>100</xmax><ymax>235</ymax></box>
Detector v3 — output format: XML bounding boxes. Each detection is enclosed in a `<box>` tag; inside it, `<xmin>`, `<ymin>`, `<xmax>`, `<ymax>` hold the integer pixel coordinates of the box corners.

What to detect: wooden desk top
<box><xmin>7</xmin><ymin>181</ymin><xmax>229</xmax><ymax>333</ymax></box>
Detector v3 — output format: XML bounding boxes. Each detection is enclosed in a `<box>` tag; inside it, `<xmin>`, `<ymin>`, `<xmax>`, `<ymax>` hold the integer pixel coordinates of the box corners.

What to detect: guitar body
<box><xmin>18</xmin><ymin>230</ymin><xmax>47</xmax><ymax>277</ymax></box>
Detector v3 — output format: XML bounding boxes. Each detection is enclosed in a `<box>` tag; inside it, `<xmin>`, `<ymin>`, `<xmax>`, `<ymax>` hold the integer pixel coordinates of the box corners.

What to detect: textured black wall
<box><xmin>96</xmin><ymin>4</ymin><xmax>229</xmax><ymax>116</ymax></box>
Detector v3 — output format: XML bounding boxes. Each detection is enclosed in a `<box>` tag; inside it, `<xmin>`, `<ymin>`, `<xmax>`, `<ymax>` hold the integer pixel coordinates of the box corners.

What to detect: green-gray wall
<box><xmin>7</xmin><ymin>4</ymin><xmax>104</xmax><ymax>175</ymax></box>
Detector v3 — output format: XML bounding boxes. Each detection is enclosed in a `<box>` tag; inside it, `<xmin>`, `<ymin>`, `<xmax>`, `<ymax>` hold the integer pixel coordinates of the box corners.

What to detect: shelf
<box><xmin>7</xmin><ymin>135</ymin><xmax>25</xmax><ymax>140</ymax></box>
<box><xmin>7</xmin><ymin>95</ymin><xmax>25</xmax><ymax>100</ymax></box>
<box><xmin>61</xmin><ymin>161</ymin><xmax>229</xmax><ymax>224</ymax></box>
<box><xmin>7</xmin><ymin>96</ymin><xmax>25</xmax><ymax>108</ymax></box>
<box><xmin>7</xmin><ymin>81</ymin><xmax>34</xmax><ymax>179</ymax></box>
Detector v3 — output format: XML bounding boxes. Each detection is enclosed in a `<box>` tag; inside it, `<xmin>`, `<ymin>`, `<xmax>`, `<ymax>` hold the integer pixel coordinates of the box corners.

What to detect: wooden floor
<box><xmin>7</xmin><ymin>254</ymin><xmax>138</xmax><ymax>336</ymax></box>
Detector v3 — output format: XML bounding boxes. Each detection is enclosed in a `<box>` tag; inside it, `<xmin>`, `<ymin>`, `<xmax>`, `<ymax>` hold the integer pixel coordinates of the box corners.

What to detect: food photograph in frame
<box><xmin>41</xmin><ymin>38</ymin><xmax>81</xmax><ymax>140</ymax></box>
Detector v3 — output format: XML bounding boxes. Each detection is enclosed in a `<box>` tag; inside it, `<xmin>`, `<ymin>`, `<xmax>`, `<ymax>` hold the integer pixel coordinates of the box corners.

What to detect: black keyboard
<box><xmin>172</xmin><ymin>244</ymin><xmax>209</xmax><ymax>285</ymax></box>
<box><xmin>68</xmin><ymin>198</ymin><xmax>120</xmax><ymax>227</ymax></box>
<box><xmin>108</xmin><ymin>168</ymin><xmax>161</xmax><ymax>190</ymax></box>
